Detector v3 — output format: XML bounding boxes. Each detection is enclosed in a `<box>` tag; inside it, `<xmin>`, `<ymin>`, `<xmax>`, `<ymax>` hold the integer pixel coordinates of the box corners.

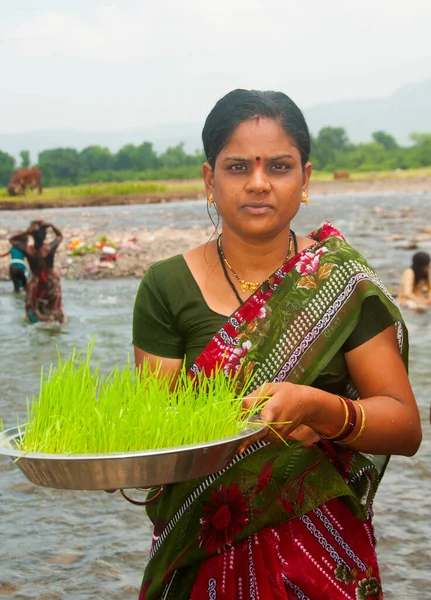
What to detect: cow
<box><xmin>7</xmin><ymin>168</ymin><xmax>42</xmax><ymax>196</ymax></box>
<box><xmin>333</xmin><ymin>171</ymin><xmax>350</xmax><ymax>180</ymax></box>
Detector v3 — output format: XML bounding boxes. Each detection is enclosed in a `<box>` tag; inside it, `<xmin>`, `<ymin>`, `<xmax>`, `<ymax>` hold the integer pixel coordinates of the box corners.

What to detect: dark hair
<box><xmin>202</xmin><ymin>89</ymin><xmax>311</xmax><ymax>170</ymax></box>
<box><xmin>411</xmin><ymin>251</ymin><xmax>430</xmax><ymax>285</ymax></box>
<box><xmin>30</xmin><ymin>220</ymin><xmax>47</xmax><ymax>250</ymax></box>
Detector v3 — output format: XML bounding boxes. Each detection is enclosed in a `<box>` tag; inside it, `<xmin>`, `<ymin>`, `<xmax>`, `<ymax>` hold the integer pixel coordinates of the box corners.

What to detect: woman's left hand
<box><xmin>242</xmin><ymin>382</ymin><xmax>314</xmax><ymax>446</ymax></box>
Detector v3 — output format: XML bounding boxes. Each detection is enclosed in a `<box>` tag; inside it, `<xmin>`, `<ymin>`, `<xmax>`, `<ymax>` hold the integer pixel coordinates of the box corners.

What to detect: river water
<box><xmin>0</xmin><ymin>193</ymin><xmax>430</xmax><ymax>599</ymax></box>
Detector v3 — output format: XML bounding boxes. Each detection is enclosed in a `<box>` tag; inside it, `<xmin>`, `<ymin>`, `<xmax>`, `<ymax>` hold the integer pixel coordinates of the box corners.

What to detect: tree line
<box><xmin>1</xmin><ymin>128</ymin><xmax>431</xmax><ymax>187</ymax></box>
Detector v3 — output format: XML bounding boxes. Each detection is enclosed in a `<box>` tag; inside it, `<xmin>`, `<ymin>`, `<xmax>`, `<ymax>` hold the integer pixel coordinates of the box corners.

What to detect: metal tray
<box><xmin>0</xmin><ymin>421</ymin><xmax>265</xmax><ymax>491</ymax></box>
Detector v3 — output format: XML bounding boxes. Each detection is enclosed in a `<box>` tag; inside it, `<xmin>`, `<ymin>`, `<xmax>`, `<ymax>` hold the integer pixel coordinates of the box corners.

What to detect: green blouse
<box><xmin>133</xmin><ymin>255</ymin><xmax>394</xmax><ymax>393</ymax></box>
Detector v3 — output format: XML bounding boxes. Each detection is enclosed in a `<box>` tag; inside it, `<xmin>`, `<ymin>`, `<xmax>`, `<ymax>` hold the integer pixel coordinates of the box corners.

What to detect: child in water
<box><xmin>398</xmin><ymin>251</ymin><xmax>431</xmax><ymax>309</ymax></box>
<box><xmin>0</xmin><ymin>239</ymin><xmax>28</xmax><ymax>292</ymax></box>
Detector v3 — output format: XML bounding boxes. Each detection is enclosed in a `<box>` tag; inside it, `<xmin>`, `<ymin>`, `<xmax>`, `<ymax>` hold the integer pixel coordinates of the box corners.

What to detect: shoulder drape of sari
<box><xmin>139</xmin><ymin>222</ymin><xmax>407</xmax><ymax>600</ymax></box>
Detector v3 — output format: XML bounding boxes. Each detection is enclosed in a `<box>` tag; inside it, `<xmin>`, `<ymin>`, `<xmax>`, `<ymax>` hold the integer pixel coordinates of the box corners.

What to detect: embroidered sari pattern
<box><xmin>139</xmin><ymin>222</ymin><xmax>406</xmax><ymax>600</ymax></box>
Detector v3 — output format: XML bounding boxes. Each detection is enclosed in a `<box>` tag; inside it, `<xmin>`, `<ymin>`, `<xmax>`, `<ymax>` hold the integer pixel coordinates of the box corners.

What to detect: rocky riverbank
<box><xmin>2</xmin><ymin>215</ymin><xmax>431</xmax><ymax>282</ymax></box>
<box><xmin>0</xmin><ymin>224</ymin><xmax>213</xmax><ymax>281</ymax></box>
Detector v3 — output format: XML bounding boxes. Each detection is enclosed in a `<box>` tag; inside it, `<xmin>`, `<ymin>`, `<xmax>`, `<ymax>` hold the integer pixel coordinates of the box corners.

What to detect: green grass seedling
<box><xmin>16</xmin><ymin>343</ymin><xmax>262</xmax><ymax>455</ymax></box>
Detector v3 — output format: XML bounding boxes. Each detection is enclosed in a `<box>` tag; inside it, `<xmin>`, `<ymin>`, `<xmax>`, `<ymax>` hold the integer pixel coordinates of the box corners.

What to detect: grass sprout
<box><xmin>16</xmin><ymin>341</ymin><xmax>263</xmax><ymax>455</ymax></box>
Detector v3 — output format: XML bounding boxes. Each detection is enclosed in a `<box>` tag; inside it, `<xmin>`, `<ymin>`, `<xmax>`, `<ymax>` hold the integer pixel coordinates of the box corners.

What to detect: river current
<box><xmin>0</xmin><ymin>192</ymin><xmax>430</xmax><ymax>599</ymax></box>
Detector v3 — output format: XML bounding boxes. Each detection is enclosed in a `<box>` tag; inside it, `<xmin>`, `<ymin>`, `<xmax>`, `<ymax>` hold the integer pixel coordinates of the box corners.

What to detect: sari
<box><xmin>25</xmin><ymin>269</ymin><xmax>64</xmax><ymax>323</ymax></box>
<box><xmin>24</xmin><ymin>239</ymin><xmax>65</xmax><ymax>324</ymax></box>
<box><xmin>140</xmin><ymin>222</ymin><xmax>407</xmax><ymax>600</ymax></box>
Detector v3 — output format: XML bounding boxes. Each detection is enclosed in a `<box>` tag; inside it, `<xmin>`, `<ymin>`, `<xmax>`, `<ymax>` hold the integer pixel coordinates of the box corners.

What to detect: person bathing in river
<box><xmin>0</xmin><ymin>239</ymin><xmax>28</xmax><ymax>292</ymax></box>
<box><xmin>397</xmin><ymin>251</ymin><xmax>431</xmax><ymax>310</ymax></box>
<box><xmin>9</xmin><ymin>220</ymin><xmax>66</xmax><ymax>323</ymax></box>
<box><xmin>132</xmin><ymin>89</ymin><xmax>421</xmax><ymax>599</ymax></box>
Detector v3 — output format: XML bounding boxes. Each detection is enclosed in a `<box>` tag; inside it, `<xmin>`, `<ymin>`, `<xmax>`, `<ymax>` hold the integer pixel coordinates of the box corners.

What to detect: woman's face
<box><xmin>202</xmin><ymin>118</ymin><xmax>312</xmax><ymax>239</ymax></box>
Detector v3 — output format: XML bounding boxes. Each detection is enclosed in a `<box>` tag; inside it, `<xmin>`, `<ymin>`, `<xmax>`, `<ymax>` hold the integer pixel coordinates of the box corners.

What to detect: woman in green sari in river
<box><xmin>132</xmin><ymin>90</ymin><xmax>422</xmax><ymax>600</ymax></box>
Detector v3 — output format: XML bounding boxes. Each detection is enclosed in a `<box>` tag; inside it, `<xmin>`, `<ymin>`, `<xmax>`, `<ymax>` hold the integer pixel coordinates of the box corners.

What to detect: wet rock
<box><xmin>382</xmin><ymin>234</ymin><xmax>404</xmax><ymax>242</ymax></box>
<box><xmin>11</xmin><ymin>482</ymin><xmax>37</xmax><ymax>494</ymax></box>
<box><xmin>46</xmin><ymin>552</ymin><xmax>83</xmax><ymax>565</ymax></box>
<box><xmin>405</xmin><ymin>241</ymin><xmax>419</xmax><ymax>250</ymax></box>
<box><xmin>397</xmin><ymin>242</ymin><xmax>419</xmax><ymax>250</ymax></box>
<box><xmin>0</xmin><ymin>581</ymin><xmax>19</xmax><ymax>595</ymax></box>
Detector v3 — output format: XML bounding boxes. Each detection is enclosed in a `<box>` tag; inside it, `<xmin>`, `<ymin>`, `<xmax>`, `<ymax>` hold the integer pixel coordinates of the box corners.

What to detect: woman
<box><xmin>132</xmin><ymin>90</ymin><xmax>421</xmax><ymax>600</ymax></box>
<box><xmin>0</xmin><ymin>239</ymin><xmax>28</xmax><ymax>292</ymax></box>
<box><xmin>397</xmin><ymin>251</ymin><xmax>431</xmax><ymax>309</ymax></box>
<box><xmin>9</xmin><ymin>219</ymin><xmax>65</xmax><ymax>323</ymax></box>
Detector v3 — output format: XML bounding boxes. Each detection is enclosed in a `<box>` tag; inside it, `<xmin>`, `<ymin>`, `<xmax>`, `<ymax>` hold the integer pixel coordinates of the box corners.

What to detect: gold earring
<box><xmin>208</xmin><ymin>193</ymin><xmax>214</xmax><ymax>205</ymax></box>
<box><xmin>301</xmin><ymin>191</ymin><xmax>309</xmax><ymax>205</ymax></box>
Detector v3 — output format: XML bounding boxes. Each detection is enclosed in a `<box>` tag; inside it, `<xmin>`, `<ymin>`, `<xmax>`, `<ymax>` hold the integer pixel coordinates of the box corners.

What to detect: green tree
<box><xmin>113</xmin><ymin>144</ymin><xmax>136</xmax><ymax>170</ymax></box>
<box><xmin>38</xmin><ymin>148</ymin><xmax>81</xmax><ymax>185</ymax></box>
<box><xmin>315</xmin><ymin>127</ymin><xmax>350</xmax><ymax>169</ymax></box>
<box><xmin>133</xmin><ymin>142</ymin><xmax>159</xmax><ymax>171</ymax></box>
<box><xmin>372</xmin><ymin>131</ymin><xmax>398</xmax><ymax>151</ymax></box>
<box><xmin>407</xmin><ymin>133</ymin><xmax>431</xmax><ymax>167</ymax></box>
<box><xmin>159</xmin><ymin>143</ymin><xmax>189</xmax><ymax>168</ymax></box>
<box><xmin>318</xmin><ymin>127</ymin><xmax>349</xmax><ymax>151</ymax></box>
<box><xmin>19</xmin><ymin>150</ymin><xmax>31</xmax><ymax>168</ymax></box>
<box><xmin>340</xmin><ymin>142</ymin><xmax>389</xmax><ymax>171</ymax></box>
<box><xmin>79</xmin><ymin>146</ymin><xmax>113</xmax><ymax>175</ymax></box>
<box><xmin>0</xmin><ymin>150</ymin><xmax>16</xmax><ymax>186</ymax></box>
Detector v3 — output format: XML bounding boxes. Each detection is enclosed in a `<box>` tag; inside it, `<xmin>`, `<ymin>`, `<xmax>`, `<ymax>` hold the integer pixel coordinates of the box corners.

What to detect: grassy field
<box><xmin>1</xmin><ymin>167</ymin><xmax>431</xmax><ymax>204</ymax></box>
<box><xmin>0</xmin><ymin>179</ymin><xmax>205</xmax><ymax>201</ymax></box>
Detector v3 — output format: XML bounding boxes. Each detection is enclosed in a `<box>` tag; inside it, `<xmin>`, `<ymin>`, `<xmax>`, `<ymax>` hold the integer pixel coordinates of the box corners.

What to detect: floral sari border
<box><xmin>148</xmin><ymin>440</ymin><xmax>268</xmax><ymax>561</ymax></box>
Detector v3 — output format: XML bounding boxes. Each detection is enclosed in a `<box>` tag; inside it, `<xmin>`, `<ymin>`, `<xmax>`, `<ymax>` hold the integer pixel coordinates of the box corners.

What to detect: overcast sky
<box><xmin>1</xmin><ymin>0</ymin><xmax>430</xmax><ymax>133</ymax></box>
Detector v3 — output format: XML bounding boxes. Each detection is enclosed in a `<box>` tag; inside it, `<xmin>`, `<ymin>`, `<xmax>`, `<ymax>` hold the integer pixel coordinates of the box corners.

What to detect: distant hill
<box><xmin>304</xmin><ymin>79</ymin><xmax>431</xmax><ymax>145</ymax></box>
<box><xmin>1</xmin><ymin>80</ymin><xmax>430</xmax><ymax>162</ymax></box>
<box><xmin>0</xmin><ymin>123</ymin><xmax>203</xmax><ymax>164</ymax></box>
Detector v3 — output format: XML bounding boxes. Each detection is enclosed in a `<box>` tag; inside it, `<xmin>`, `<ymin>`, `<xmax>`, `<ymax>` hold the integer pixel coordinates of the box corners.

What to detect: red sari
<box><xmin>25</xmin><ymin>240</ymin><xmax>65</xmax><ymax>324</ymax></box>
<box><xmin>25</xmin><ymin>269</ymin><xmax>64</xmax><ymax>323</ymax></box>
<box><xmin>140</xmin><ymin>223</ymin><xmax>407</xmax><ymax>600</ymax></box>
<box><xmin>189</xmin><ymin>494</ymin><xmax>381</xmax><ymax>600</ymax></box>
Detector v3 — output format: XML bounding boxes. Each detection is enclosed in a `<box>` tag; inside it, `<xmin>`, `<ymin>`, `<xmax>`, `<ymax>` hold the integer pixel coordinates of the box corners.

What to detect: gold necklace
<box><xmin>217</xmin><ymin>234</ymin><xmax>293</xmax><ymax>293</ymax></box>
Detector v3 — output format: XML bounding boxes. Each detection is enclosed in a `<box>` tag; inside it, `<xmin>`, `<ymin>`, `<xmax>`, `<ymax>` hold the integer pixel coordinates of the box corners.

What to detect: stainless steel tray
<box><xmin>0</xmin><ymin>421</ymin><xmax>265</xmax><ymax>491</ymax></box>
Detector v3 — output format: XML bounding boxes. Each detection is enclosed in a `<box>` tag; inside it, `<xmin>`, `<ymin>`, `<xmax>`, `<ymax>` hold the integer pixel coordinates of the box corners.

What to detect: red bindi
<box><xmin>255</xmin><ymin>115</ymin><xmax>261</xmax><ymax>126</ymax></box>
<box><xmin>255</xmin><ymin>156</ymin><xmax>261</xmax><ymax>165</ymax></box>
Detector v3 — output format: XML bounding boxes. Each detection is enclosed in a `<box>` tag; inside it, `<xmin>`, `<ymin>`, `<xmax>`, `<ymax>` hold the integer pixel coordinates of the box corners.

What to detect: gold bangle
<box><xmin>346</xmin><ymin>403</ymin><xmax>366</xmax><ymax>444</ymax></box>
<box><xmin>319</xmin><ymin>396</ymin><xmax>349</xmax><ymax>440</ymax></box>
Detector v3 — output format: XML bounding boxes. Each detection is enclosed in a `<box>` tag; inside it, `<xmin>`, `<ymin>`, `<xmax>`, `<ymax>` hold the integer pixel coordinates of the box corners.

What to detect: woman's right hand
<box><xmin>242</xmin><ymin>382</ymin><xmax>314</xmax><ymax>445</ymax></box>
